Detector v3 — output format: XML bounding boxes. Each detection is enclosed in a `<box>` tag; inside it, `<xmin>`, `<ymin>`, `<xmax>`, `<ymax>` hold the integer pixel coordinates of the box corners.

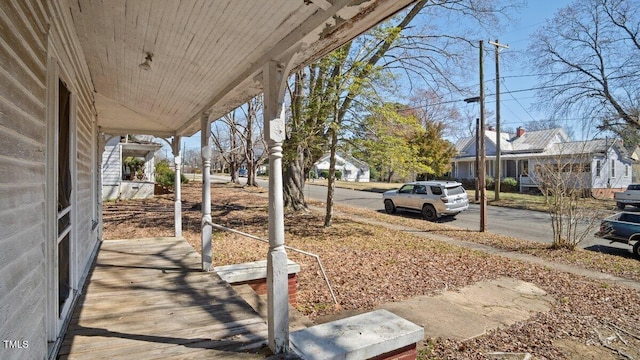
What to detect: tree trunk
<box><xmin>283</xmin><ymin>146</ymin><xmax>307</xmax><ymax>211</ymax></box>
<box><xmin>324</xmin><ymin>127</ymin><xmax>338</xmax><ymax>227</ymax></box>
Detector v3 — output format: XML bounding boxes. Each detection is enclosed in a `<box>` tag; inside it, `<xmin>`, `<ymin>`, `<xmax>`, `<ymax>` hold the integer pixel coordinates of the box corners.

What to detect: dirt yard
<box><xmin>103</xmin><ymin>182</ymin><xmax>640</xmax><ymax>359</ymax></box>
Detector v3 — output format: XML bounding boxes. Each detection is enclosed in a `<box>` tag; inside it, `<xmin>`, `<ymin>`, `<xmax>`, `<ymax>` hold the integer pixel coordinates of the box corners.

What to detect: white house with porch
<box><xmin>312</xmin><ymin>152</ymin><xmax>371</xmax><ymax>182</ymax></box>
<box><xmin>451</xmin><ymin>127</ymin><xmax>634</xmax><ymax>197</ymax></box>
<box><xmin>101</xmin><ymin>135</ymin><xmax>162</xmax><ymax>200</ymax></box>
<box><xmin>0</xmin><ymin>1</ymin><xmax>423</xmax><ymax>360</ymax></box>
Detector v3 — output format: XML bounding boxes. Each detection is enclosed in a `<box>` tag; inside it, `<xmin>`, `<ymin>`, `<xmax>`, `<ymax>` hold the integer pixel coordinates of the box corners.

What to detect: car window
<box><xmin>445</xmin><ymin>185</ymin><xmax>465</xmax><ymax>195</ymax></box>
<box><xmin>415</xmin><ymin>185</ymin><xmax>426</xmax><ymax>194</ymax></box>
<box><xmin>430</xmin><ymin>186</ymin><xmax>443</xmax><ymax>195</ymax></box>
<box><xmin>629</xmin><ymin>184</ymin><xmax>640</xmax><ymax>191</ymax></box>
<box><xmin>399</xmin><ymin>185</ymin><xmax>414</xmax><ymax>194</ymax></box>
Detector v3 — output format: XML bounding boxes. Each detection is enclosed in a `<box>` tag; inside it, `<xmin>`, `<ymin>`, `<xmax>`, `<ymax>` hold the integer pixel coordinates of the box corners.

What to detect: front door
<box><xmin>46</xmin><ymin>56</ymin><xmax>77</xmax><ymax>352</ymax></box>
<box><xmin>56</xmin><ymin>79</ymin><xmax>73</xmax><ymax>320</ymax></box>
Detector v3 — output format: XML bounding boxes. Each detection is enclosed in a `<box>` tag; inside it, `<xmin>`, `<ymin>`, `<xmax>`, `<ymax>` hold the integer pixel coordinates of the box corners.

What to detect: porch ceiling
<box><xmin>69</xmin><ymin>0</ymin><xmax>415</xmax><ymax>137</ymax></box>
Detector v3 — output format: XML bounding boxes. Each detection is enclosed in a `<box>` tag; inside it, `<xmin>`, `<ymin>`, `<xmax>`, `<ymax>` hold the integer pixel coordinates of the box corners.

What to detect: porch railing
<box><xmin>203</xmin><ymin>219</ymin><xmax>338</xmax><ymax>304</ymax></box>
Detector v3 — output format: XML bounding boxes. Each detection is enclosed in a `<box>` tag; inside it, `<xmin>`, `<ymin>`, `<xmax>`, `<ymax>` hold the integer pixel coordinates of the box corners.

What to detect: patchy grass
<box><xmin>330</xmin><ymin>202</ymin><xmax>640</xmax><ymax>282</ymax></box>
<box><xmin>103</xmin><ymin>182</ymin><xmax>640</xmax><ymax>359</ymax></box>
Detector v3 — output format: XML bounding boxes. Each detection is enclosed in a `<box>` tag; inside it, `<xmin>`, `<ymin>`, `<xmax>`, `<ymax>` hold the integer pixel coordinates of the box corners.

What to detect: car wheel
<box><xmin>421</xmin><ymin>204</ymin><xmax>437</xmax><ymax>221</ymax></box>
<box><xmin>617</xmin><ymin>202</ymin><xmax>625</xmax><ymax>210</ymax></box>
<box><xmin>384</xmin><ymin>199</ymin><xmax>396</xmax><ymax>214</ymax></box>
<box><xmin>633</xmin><ymin>241</ymin><xmax>640</xmax><ymax>259</ymax></box>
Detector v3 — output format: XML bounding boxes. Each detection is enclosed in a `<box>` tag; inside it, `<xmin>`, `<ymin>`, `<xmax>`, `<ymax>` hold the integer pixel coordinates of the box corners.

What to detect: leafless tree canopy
<box><xmin>530</xmin><ymin>0</ymin><xmax>640</xmax><ymax>131</ymax></box>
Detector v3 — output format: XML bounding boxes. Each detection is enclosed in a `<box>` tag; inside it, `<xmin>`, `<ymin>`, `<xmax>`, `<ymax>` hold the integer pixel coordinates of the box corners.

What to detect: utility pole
<box><xmin>479</xmin><ymin>40</ymin><xmax>487</xmax><ymax>232</ymax></box>
<box><xmin>475</xmin><ymin>118</ymin><xmax>479</xmax><ymax>203</ymax></box>
<box><xmin>489</xmin><ymin>39</ymin><xmax>509</xmax><ymax>201</ymax></box>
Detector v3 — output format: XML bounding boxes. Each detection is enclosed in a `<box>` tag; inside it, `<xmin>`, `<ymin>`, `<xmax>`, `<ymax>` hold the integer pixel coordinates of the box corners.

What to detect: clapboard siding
<box><xmin>1</xmin><ymin>266</ymin><xmax>46</xmax><ymax>346</ymax></box>
<box><xmin>102</xmin><ymin>145</ymin><xmax>121</xmax><ymax>185</ymax></box>
<box><xmin>1</xmin><ymin>0</ymin><xmax>98</xmax><ymax>358</ymax></box>
<box><xmin>45</xmin><ymin>3</ymin><xmax>100</xmax><ymax>353</ymax></box>
<box><xmin>0</xmin><ymin>0</ymin><xmax>48</xmax><ymax>357</ymax></box>
<box><xmin>0</xmin><ymin>125</ymin><xmax>45</xmax><ymax>162</ymax></box>
<box><xmin>0</xmin><ymin>183</ymin><xmax>42</xmax><ymax>212</ymax></box>
<box><xmin>0</xmin><ymin>156</ymin><xmax>45</xmax><ymax>182</ymax></box>
<box><xmin>0</xmin><ymin>93</ymin><xmax>45</xmax><ymax>141</ymax></box>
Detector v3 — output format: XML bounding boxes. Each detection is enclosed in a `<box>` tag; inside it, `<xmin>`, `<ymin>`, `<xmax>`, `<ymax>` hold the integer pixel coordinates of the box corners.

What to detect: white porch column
<box><xmin>263</xmin><ymin>60</ymin><xmax>290</xmax><ymax>353</ymax></box>
<box><xmin>172</xmin><ymin>136</ymin><xmax>182</xmax><ymax>237</ymax></box>
<box><xmin>200</xmin><ymin>114</ymin><xmax>212</xmax><ymax>271</ymax></box>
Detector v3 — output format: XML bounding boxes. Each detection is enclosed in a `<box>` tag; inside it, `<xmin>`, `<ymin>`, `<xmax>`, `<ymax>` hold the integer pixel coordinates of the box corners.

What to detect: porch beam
<box><xmin>262</xmin><ymin>59</ymin><xmax>292</xmax><ymax>354</ymax></box>
<box><xmin>172</xmin><ymin>136</ymin><xmax>182</xmax><ymax>237</ymax></box>
<box><xmin>200</xmin><ymin>114</ymin><xmax>212</xmax><ymax>271</ymax></box>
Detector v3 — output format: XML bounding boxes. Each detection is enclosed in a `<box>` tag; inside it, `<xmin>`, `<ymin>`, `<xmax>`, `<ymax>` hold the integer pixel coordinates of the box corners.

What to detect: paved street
<box><xmin>219</xmin><ymin>175</ymin><xmax>632</xmax><ymax>256</ymax></box>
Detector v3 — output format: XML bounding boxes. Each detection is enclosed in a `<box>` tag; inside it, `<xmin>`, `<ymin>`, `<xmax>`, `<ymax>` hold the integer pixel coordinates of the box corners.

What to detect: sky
<box><xmin>472</xmin><ymin>0</ymin><xmax>576</xmax><ymax>136</ymax></box>
<box><xmin>160</xmin><ymin>0</ymin><xmax>577</xmax><ymax>157</ymax></box>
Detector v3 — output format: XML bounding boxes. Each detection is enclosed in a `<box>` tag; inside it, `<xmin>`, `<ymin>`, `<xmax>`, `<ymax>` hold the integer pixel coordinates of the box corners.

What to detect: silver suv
<box><xmin>383</xmin><ymin>181</ymin><xmax>469</xmax><ymax>221</ymax></box>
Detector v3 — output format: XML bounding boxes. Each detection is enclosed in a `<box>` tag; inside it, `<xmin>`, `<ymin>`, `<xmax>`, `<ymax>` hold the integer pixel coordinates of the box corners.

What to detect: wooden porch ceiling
<box><xmin>69</xmin><ymin>0</ymin><xmax>415</xmax><ymax>137</ymax></box>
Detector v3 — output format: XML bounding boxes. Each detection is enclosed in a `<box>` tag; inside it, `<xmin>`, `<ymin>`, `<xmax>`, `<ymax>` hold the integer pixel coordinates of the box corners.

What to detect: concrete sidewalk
<box><xmin>378</xmin><ymin>277</ymin><xmax>554</xmax><ymax>341</ymax></box>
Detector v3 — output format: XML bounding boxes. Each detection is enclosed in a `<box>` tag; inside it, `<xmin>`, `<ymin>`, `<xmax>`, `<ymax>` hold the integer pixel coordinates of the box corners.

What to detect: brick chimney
<box><xmin>516</xmin><ymin>126</ymin><xmax>525</xmax><ymax>137</ymax></box>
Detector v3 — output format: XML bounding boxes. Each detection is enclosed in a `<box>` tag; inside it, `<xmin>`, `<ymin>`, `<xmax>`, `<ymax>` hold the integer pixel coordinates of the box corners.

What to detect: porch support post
<box><xmin>262</xmin><ymin>59</ymin><xmax>290</xmax><ymax>353</ymax></box>
<box><xmin>172</xmin><ymin>136</ymin><xmax>182</xmax><ymax>237</ymax></box>
<box><xmin>200</xmin><ymin>114</ymin><xmax>212</xmax><ymax>271</ymax></box>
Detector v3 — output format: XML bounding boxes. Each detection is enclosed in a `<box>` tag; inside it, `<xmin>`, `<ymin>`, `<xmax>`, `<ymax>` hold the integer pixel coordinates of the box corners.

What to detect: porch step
<box><xmin>214</xmin><ymin>260</ymin><xmax>301</xmax><ymax>306</ymax></box>
<box><xmin>290</xmin><ymin>309</ymin><xmax>424</xmax><ymax>360</ymax></box>
<box><xmin>214</xmin><ymin>260</ymin><xmax>300</xmax><ymax>283</ymax></box>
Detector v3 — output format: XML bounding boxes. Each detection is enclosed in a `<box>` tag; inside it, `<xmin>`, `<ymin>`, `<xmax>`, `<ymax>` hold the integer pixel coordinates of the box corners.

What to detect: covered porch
<box><xmin>59</xmin><ymin>237</ymin><xmax>276</xmax><ymax>359</ymax></box>
<box><xmin>58</xmin><ymin>0</ymin><xmax>422</xmax><ymax>357</ymax></box>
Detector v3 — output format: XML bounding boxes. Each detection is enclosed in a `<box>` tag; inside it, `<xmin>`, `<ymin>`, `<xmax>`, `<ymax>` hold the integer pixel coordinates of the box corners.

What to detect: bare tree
<box><xmin>530</xmin><ymin>0</ymin><xmax>640</xmax><ymax>132</ymax></box>
<box><xmin>182</xmin><ymin>148</ymin><xmax>202</xmax><ymax>174</ymax></box>
<box><xmin>236</xmin><ymin>96</ymin><xmax>267</xmax><ymax>187</ymax></box>
<box><xmin>533</xmin><ymin>144</ymin><xmax>605</xmax><ymax>249</ymax></box>
<box><xmin>210</xmin><ymin>111</ymin><xmax>242</xmax><ymax>184</ymax></box>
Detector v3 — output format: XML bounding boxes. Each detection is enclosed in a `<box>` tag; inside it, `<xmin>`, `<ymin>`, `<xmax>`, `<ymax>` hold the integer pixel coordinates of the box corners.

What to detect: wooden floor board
<box><xmin>59</xmin><ymin>237</ymin><xmax>275</xmax><ymax>359</ymax></box>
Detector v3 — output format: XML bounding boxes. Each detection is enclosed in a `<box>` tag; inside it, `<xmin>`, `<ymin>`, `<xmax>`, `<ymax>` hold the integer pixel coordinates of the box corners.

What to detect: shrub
<box><xmin>485</xmin><ymin>176</ymin><xmax>495</xmax><ymax>190</ymax></box>
<box><xmin>501</xmin><ymin>177</ymin><xmax>518</xmax><ymax>192</ymax></box>
<box><xmin>459</xmin><ymin>179</ymin><xmax>476</xmax><ymax>191</ymax></box>
<box><xmin>155</xmin><ymin>160</ymin><xmax>189</xmax><ymax>189</ymax></box>
<box><xmin>318</xmin><ymin>169</ymin><xmax>342</xmax><ymax>180</ymax></box>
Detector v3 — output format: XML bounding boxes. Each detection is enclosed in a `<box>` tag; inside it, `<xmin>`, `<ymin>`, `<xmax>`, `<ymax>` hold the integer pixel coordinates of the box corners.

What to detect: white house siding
<box><xmin>101</xmin><ymin>143</ymin><xmax>121</xmax><ymax>200</ymax></box>
<box><xmin>591</xmin><ymin>148</ymin><xmax>632</xmax><ymax>191</ymax></box>
<box><xmin>0</xmin><ymin>1</ymin><xmax>99</xmax><ymax>359</ymax></box>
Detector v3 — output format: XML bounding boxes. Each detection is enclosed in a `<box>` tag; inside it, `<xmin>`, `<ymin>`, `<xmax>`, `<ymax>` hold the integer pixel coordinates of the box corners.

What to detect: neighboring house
<box><xmin>101</xmin><ymin>136</ymin><xmax>162</xmax><ymax>200</ymax></box>
<box><xmin>451</xmin><ymin>127</ymin><xmax>634</xmax><ymax>197</ymax></box>
<box><xmin>629</xmin><ymin>146</ymin><xmax>640</xmax><ymax>182</ymax></box>
<box><xmin>0</xmin><ymin>1</ymin><xmax>416</xmax><ymax>359</ymax></box>
<box><xmin>312</xmin><ymin>152</ymin><xmax>371</xmax><ymax>182</ymax></box>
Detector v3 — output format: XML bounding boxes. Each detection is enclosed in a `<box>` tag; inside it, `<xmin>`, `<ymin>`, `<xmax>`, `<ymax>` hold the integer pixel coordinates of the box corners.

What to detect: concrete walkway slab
<box><xmin>378</xmin><ymin>277</ymin><xmax>555</xmax><ymax>341</ymax></box>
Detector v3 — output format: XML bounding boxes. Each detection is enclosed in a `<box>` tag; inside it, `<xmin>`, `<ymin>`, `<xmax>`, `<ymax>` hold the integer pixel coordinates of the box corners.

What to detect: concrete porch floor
<box><xmin>58</xmin><ymin>237</ymin><xmax>286</xmax><ymax>359</ymax></box>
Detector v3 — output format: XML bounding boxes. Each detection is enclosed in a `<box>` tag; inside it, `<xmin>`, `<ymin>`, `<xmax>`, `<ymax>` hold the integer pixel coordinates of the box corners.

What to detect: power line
<box><xmin>501</xmin><ymin>80</ymin><xmax>536</xmax><ymax>122</ymax></box>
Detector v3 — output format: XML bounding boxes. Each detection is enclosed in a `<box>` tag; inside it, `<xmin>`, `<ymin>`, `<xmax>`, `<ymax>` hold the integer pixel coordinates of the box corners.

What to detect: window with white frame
<box><xmin>611</xmin><ymin>159</ymin><xmax>615</xmax><ymax>178</ymax></box>
<box><xmin>596</xmin><ymin>160</ymin><xmax>601</xmax><ymax>177</ymax></box>
<box><xmin>625</xmin><ymin>164</ymin><xmax>629</xmax><ymax>177</ymax></box>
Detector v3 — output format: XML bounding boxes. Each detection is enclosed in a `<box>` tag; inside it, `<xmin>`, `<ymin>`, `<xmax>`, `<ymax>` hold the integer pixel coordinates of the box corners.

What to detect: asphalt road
<box><xmin>233</xmin><ymin>176</ymin><xmax>632</xmax><ymax>256</ymax></box>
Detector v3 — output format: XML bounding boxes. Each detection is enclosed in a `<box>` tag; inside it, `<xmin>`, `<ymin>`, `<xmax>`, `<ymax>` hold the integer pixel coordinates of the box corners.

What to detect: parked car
<box><xmin>238</xmin><ymin>168</ymin><xmax>248</xmax><ymax>177</ymax></box>
<box><xmin>614</xmin><ymin>183</ymin><xmax>640</xmax><ymax>210</ymax></box>
<box><xmin>595</xmin><ymin>212</ymin><xmax>640</xmax><ymax>258</ymax></box>
<box><xmin>383</xmin><ymin>181</ymin><xmax>469</xmax><ymax>221</ymax></box>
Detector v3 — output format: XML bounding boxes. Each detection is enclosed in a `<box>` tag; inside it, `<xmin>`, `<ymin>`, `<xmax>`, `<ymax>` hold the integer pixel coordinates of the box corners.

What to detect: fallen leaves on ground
<box><xmin>103</xmin><ymin>182</ymin><xmax>640</xmax><ymax>359</ymax></box>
